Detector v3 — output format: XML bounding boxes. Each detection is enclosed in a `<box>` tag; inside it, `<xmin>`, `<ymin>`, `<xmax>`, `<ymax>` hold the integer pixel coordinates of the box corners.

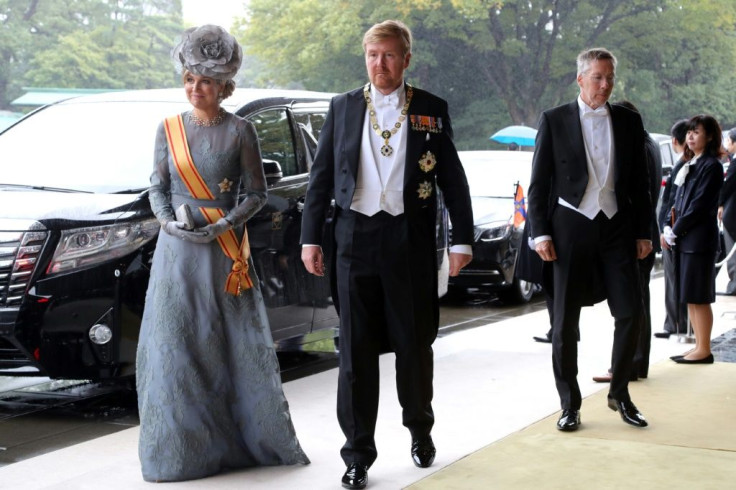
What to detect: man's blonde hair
<box><xmin>363</xmin><ymin>20</ymin><xmax>412</xmax><ymax>55</ymax></box>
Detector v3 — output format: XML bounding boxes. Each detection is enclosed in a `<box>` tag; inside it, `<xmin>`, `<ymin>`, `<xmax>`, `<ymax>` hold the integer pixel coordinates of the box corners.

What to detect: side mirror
<box><xmin>263</xmin><ymin>159</ymin><xmax>283</xmax><ymax>186</ymax></box>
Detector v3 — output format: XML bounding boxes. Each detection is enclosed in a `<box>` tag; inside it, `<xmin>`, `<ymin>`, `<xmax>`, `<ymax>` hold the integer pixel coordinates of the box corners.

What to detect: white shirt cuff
<box><xmin>450</xmin><ymin>244</ymin><xmax>472</xmax><ymax>256</ymax></box>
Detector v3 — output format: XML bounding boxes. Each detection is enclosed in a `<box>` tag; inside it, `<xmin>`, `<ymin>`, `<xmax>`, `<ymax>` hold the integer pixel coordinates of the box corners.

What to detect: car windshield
<box><xmin>0</xmin><ymin>98</ymin><xmax>189</xmax><ymax>193</ymax></box>
<box><xmin>459</xmin><ymin>152</ymin><xmax>532</xmax><ymax>198</ymax></box>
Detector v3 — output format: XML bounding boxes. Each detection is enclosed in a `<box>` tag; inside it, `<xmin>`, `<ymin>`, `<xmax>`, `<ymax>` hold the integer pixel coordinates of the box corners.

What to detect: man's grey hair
<box><xmin>576</xmin><ymin>48</ymin><xmax>617</xmax><ymax>76</ymax></box>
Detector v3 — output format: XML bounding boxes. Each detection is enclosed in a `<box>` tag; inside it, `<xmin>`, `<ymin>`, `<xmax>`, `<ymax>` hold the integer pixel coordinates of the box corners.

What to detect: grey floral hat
<box><xmin>172</xmin><ymin>25</ymin><xmax>242</xmax><ymax>81</ymax></box>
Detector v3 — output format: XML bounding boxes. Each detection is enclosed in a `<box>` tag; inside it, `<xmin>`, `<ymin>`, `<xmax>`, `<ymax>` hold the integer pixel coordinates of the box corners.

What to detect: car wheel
<box><xmin>498</xmin><ymin>277</ymin><xmax>535</xmax><ymax>304</ymax></box>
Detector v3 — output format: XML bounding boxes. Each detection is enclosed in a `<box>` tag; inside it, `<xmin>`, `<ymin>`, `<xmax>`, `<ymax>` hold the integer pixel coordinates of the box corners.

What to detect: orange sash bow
<box><xmin>164</xmin><ymin>114</ymin><xmax>253</xmax><ymax>295</ymax></box>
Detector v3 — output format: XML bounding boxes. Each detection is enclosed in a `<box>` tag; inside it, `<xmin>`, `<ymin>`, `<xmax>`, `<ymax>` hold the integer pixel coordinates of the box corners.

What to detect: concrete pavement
<box><xmin>0</xmin><ymin>272</ymin><xmax>733</xmax><ymax>489</ymax></box>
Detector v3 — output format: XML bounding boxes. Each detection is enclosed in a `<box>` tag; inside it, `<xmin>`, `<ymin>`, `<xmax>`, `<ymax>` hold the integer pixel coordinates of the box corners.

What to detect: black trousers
<box><xmin>632</xmin><ymin>253</ymin><xmax>655</xmax><ymax>378</ymax></box>
<box><xmin>334</xmin><ymin>210</ymin><xmax>434</xmax><ymax>467</ymax></box>
<box><xmin>662</xmin><ymin>246</ymin><xmax>688</xmax><ymax>333</ymax></box>
<box><xmin>551</xmin><ymin>208</ymin><xmax>640</xmax><ymax>410</ymax></box>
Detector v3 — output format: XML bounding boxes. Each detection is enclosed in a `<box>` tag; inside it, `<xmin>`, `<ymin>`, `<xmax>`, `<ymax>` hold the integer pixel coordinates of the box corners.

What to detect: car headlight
<box><xmin>475</xmin><ymin>220</ymin><xmax>512</xmax><ymax>242</ymax></box>
<box><xmin>47</xmin><ymin>218</ymin><xmax>160</xmax><ymax>275</ymax></box>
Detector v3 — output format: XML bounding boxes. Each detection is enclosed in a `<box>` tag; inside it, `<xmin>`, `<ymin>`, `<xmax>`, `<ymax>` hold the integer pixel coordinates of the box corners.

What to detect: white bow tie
<box><xmin>374</xmin><ymin>92</ymin><xmax>400</xmax><ymax>109</ymax></box>
<box><xmin>583</xmin><ymin>106</ymin><xmax>608</xmax><ymax>118</ymax></box>
<box><xmin>674</xmin><ymin>158</ymin><xmax>698</xmax><ymax>187</ymax></box>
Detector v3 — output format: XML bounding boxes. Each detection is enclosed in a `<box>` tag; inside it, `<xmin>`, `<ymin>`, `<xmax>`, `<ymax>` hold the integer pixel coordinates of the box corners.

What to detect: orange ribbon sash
<box><xmin>163</xmin><ymin>114</ymin><xmax>253</xmax><ymax>295</ymax></box>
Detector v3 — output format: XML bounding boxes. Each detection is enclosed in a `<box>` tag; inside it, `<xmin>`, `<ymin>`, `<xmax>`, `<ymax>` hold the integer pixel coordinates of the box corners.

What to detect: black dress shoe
<box><xmin>673</xmin><ymin>353</ymin><xmax>714</xmax><ymax>364</ymax></box>
<box><xmin>533</xmin><ymin>334</ymin><xmax>552</xmax><ymax>343</ymax></box>
<box><xmin>341</xmin><ymin>462</ymin><xmax>368</xmax><ymax>489</ymax></box>
<box><xmin>556</xmin><ymin>409</ymin><xmax>581</xmax><ymax>431</ymax></box>
<box><xmin>654</xmin><ymin>331</ymin><xmax>672</xmax><ymax>339</ymax></box>
<box><xmin>607</xmin><ymin>396</ymin><xmax>648</xmax><ymax>427</ymax></box>
<box><xmin>411</xmin><ymin>436</ymin><xmax>436</xmax><ymax>468</ymax></box>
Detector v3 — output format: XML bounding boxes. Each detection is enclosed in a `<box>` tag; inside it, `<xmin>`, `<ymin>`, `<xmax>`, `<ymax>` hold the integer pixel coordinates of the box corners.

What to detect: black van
<box><xmin>0</xmin><ymin>88</ymin><xmax>450</xmax><ymax>381</ymax></box>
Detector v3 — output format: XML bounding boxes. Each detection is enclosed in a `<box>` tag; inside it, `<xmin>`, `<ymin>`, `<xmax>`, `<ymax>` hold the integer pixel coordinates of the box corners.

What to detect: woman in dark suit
<box><xmin>664</xmin><ymin>115</ymin><xmax>725</xmax><ymax>364</ymax></box>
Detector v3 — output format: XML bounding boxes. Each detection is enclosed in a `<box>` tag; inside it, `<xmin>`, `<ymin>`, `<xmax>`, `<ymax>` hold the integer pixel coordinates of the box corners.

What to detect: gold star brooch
<box><xmin>218</xmin><ymin>178</ymin><xmax>233</xmax><ymax>193</ymax></box>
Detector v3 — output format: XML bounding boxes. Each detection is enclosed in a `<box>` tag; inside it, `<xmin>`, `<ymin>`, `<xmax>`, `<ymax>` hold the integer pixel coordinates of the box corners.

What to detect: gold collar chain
<box><xmin>363</xmin><ymin>83</ymin><xmax>413</xmax><ymax>157</ymax></box>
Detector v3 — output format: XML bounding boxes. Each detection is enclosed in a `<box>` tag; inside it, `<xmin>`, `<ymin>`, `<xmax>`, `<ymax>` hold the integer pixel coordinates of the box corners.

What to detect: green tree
<box><xmin>0</xmin><ymin>0</ymin><xmax>184</xmax><ymax>110</ymax></box>
<box><xmin>240</xmin><ymin>0</ymin><xmax>736</xmax><ymax>148</ymax></box>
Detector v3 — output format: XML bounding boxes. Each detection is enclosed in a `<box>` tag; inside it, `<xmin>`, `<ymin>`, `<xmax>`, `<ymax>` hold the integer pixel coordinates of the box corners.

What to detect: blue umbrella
<box><xmin>490</xmin><ymin>125</ymin><xmax>537</xmax><ymax>147</ymax></box>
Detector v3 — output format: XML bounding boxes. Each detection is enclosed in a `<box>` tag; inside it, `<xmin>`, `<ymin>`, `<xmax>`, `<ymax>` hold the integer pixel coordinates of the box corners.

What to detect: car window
<box><xmin>0</xmin><ymin>100</ymin><xmax>188</xmax><ymax>193</ymax></box>
<box><xmin>659</xmin><ymin>141</ymin><xmax>674</xmax><ymax>169</ymax></box>
<box><xmin>293</xmin><ymin>110</ymin><xmax>327</xmax><ymax>141</ymax></box>
<box><xmin>247</xmin><ymin>108</ymin><xmax>299</xmax><ymax>177</ymax></box>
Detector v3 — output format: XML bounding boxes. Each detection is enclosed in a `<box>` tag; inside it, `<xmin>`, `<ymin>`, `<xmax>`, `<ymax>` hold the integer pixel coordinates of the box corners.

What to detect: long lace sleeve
<box><xmin>148</xmin><ymin>122</ymin><xmax>176</xmax><ymax>223</ymax></box>
<box><xmin>225</xmin><ymin>120</ymin><xmax>267</xmax><ymax>226</ymax></box>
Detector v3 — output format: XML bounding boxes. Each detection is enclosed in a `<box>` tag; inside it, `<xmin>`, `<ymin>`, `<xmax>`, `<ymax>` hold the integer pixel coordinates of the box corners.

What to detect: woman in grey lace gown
<box><xmin>136</xmin><ymin>25</ymin><xmax>309</xmax><ymax>482</ymax></box>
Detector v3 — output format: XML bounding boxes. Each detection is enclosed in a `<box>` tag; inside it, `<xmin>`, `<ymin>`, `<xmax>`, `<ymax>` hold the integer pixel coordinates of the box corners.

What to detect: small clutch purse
<box><xmin>175</xmin><ymin>203</ymin><xmax>195</xmax><ymax>230</ymax></box>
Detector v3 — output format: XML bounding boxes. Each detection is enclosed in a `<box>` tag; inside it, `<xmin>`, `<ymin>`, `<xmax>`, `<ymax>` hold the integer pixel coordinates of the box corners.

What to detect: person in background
<box><xmin>717</xmin><ymin>127</ymin><xmax>736</xmax><ymax>295</ymax></box>
<box><xmin>592</xmin><ymin>100</ymin><xmax>662</xmax><ymax>383</ymax></box>
<box><xmin>136</xmin><ymin>25</ymin><xmax>309</xmax><ymax>482</ymax></box>
<box><xmin>654</xmin><ymin>120</ymin><xmax>691</xmax><ymax>339</ymax></box>
<box><xmin>528</xmin><ymin>47</ymin><xmax>652</xmax><ymax>432</ymax></box>
<box><xmin>300</xmin><ymin>20</ymin><xmax>474</xmax><ymax>489</ymax></box>
<box><xmin>665</xmin><ymin>115</ymin><xmax>725</xmax><ymax>364</ymax></box>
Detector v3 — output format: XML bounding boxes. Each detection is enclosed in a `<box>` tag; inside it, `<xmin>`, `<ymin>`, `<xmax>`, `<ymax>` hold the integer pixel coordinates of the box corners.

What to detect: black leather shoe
<box><xmin>607</xmin><ymin>396</ymin><xmax>648</xmax><ymax>427</ymax></box>
<box><xmin>533</xmin><ymin>334</ymin><xmax>552</xmax><ymax>343</ymax></box>
<box><xmin>341</xmin><ymin>462</ymin><xmax>368</xmax><ymax>489</ymax></box>
<box><xmin>411</xmin><ymin>436</ymin><xmax>436</xmax><ymax>468</ymax></box>
<box><xmin>556</xmin><ymin>409</ymin><xmax>581</xmax><ymax>431</ymax></box>
<box><xmin>654</xmin><ymin>331</ymin><xmax>672</xmax><ymax>339</ymax></box>
<box><xmin>673</xmin><ymin>353</ymin><xmax>714</xmax><ymax>364</ymax></box>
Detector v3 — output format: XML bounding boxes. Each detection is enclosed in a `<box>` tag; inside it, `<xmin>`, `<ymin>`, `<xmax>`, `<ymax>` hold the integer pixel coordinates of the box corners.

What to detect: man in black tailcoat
<box><xmin>528</xmin><ymin>48</ymin><xmax>653</xmax><ymax>432</ymax></box>
<box><xmin>300</xmin><ymin>20</ymin><xmax>473</xmax><ymax>489</ymax></box>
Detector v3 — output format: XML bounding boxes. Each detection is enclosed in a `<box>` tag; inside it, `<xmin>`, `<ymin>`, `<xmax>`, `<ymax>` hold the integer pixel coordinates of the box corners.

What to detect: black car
<box><xmin>448</xmin><ymin>150</ymin><xmax>535</xmax><ymax>304</ymax></box>
<box><xmin>0</xmin><ymin>88</ymin><xmax>343</xmax><ymax>380</ymax></box>
<box><xmin>0</xmin><ymin>88</ymin><xmax>451</xmax><ymax>381</ymax></box>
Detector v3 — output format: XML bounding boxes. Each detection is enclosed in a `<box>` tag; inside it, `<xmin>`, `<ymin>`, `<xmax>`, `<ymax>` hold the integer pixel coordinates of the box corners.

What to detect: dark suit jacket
<box><xmin>659</xmin><ymin>158</ymin><xmax>687</xmax><ymax>232</ymax></box>
<box><xmin>300</xmin><ymin>84</ymin><xmax>474</xmax><ymax>330</ymax></box>
<box><xmin>644</xmin><ymin>133</ymin><xmax>663</xmax><ymax>251</ymax></box>
<box><xmin>528</xmin><ymin>100</ymin><xmax>652</xmax><ymax>243</ymax></box>
<box><xmin>719</xmin><ymin>156</ymin><xmax>736</xmax><ymax>236</ymax></box>
<box><xmin>673</xmin><ymin>154</ymin><xmax>724</xmax><ymax>253</ymax></box>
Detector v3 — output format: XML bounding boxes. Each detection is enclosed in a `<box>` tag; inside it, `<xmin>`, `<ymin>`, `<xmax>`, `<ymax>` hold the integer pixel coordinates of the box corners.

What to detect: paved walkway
<box><xmin>0</xmin><ymin>273</ymin><xmax>734</xmax><ymax>489</ymax></box>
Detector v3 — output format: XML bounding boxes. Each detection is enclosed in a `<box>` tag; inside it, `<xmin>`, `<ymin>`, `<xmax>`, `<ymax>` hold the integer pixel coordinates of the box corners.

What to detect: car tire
<box><xmin>498</xmin><ymin>277</ymin><xmax>535</xmax><ymax>304</ymax></box>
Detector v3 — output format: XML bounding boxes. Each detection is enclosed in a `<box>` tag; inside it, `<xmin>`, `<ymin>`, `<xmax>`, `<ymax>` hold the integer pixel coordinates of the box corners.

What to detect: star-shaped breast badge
<box><xmin>218</xmin><ymin>178</ymin><xmax>233</xmax><ymax>193</ymax></box>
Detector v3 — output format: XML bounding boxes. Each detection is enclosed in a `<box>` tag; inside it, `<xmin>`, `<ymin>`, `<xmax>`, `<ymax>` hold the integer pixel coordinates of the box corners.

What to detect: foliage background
<box><xmin>2</xmin><ymin>0</ymin><xmax>735</xmax><ymax>149</ymax></box>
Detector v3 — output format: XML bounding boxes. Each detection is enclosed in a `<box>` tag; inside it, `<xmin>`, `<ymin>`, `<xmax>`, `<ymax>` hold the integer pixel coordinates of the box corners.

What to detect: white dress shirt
<box><xmin>351</xmin><ymin>84</ymin><xmax>407</xmax><ymax>217</ymax></box>
<box><xmin>557</xmin><ymin>96</ymin><xmax>617</xmax><ymax>220</ymax></box>
<box><xmin>534</xmin><ymin>97</ymin><xmax>617</xmax><ymax>246</ymax></box>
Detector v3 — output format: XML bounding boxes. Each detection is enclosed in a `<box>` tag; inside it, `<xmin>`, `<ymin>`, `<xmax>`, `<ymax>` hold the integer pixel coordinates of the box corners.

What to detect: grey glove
<box><xmin>162</xmin><ymin>220</ymin><xmax>210</xmax><ymax>242</ymax></box>
<box><xmin>187</xmin><ymin>218</ymin><xmax>232</xmax><ymax>244</ymax></box>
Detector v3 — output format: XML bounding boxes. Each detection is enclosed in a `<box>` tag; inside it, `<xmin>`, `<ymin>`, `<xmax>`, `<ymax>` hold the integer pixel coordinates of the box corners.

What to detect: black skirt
<box><xmin>677</xmin><ymin>250</ymin><xmax>717</xmax><ymax>304</ymax></box>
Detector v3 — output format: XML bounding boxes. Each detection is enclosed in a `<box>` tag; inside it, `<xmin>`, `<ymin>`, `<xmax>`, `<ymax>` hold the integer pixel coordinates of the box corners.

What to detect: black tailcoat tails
<box><xmin>300</xmin><ymin>84</ymin><xmax>473</xmax><ymax>466</ymax></box>
<box><xmin>528</xmin><ymin>101</ymin><xmax>651</xmax><ymax>411</ymax></box>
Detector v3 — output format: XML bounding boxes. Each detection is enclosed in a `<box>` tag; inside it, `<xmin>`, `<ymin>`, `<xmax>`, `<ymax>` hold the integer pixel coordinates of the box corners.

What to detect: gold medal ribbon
<box><xmin>164</xmin><ymin>114</ymin><xmax>253</xmax><ymax>295</ymax></box>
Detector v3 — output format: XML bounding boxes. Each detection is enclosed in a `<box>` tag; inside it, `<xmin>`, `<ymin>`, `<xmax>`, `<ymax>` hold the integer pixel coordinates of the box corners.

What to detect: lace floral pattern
<box><xmin>137</xmin><ymin>113</ymin><xmax>308</xmax><ymax>482</ymax></box>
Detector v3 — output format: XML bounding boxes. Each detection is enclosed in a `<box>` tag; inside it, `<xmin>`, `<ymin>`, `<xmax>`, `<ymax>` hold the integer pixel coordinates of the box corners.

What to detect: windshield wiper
<box><xmin>0</xmin><ymin>183</ymin><xmax>91</xmax><ymax>193</ymax></box>
<box><xmin>113</xmin><ymin>187</ymin><xmax>149</xmax><ymax>194</ymax></box>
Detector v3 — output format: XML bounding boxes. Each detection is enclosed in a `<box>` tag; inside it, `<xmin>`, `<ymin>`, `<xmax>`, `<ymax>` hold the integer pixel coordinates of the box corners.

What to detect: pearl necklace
<box><xmin>363</xmin><ymin>83</ymin><xmax>413</xmax><ymax>157</ymax></box>
<box><xmin>189</xmin><ymin>108</ymin><xmax>226</xmax><ymax>127</ymax></box>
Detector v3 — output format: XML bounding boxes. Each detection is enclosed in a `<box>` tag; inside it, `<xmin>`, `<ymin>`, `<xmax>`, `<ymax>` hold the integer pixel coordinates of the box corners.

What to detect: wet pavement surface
<box><xmin>712</xmin><ymin>325</ymin><xmax>736</xmax><ymax>362</ymax></box>
<box><xmin>2</xmin><ymin>272</ymin><xmax>734</xmax><ymax>468</ymax></box>
<box><xmin>0</xmin><ymin>290</ymin><xmax>547</xmax><ymax>466</ymax></box>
